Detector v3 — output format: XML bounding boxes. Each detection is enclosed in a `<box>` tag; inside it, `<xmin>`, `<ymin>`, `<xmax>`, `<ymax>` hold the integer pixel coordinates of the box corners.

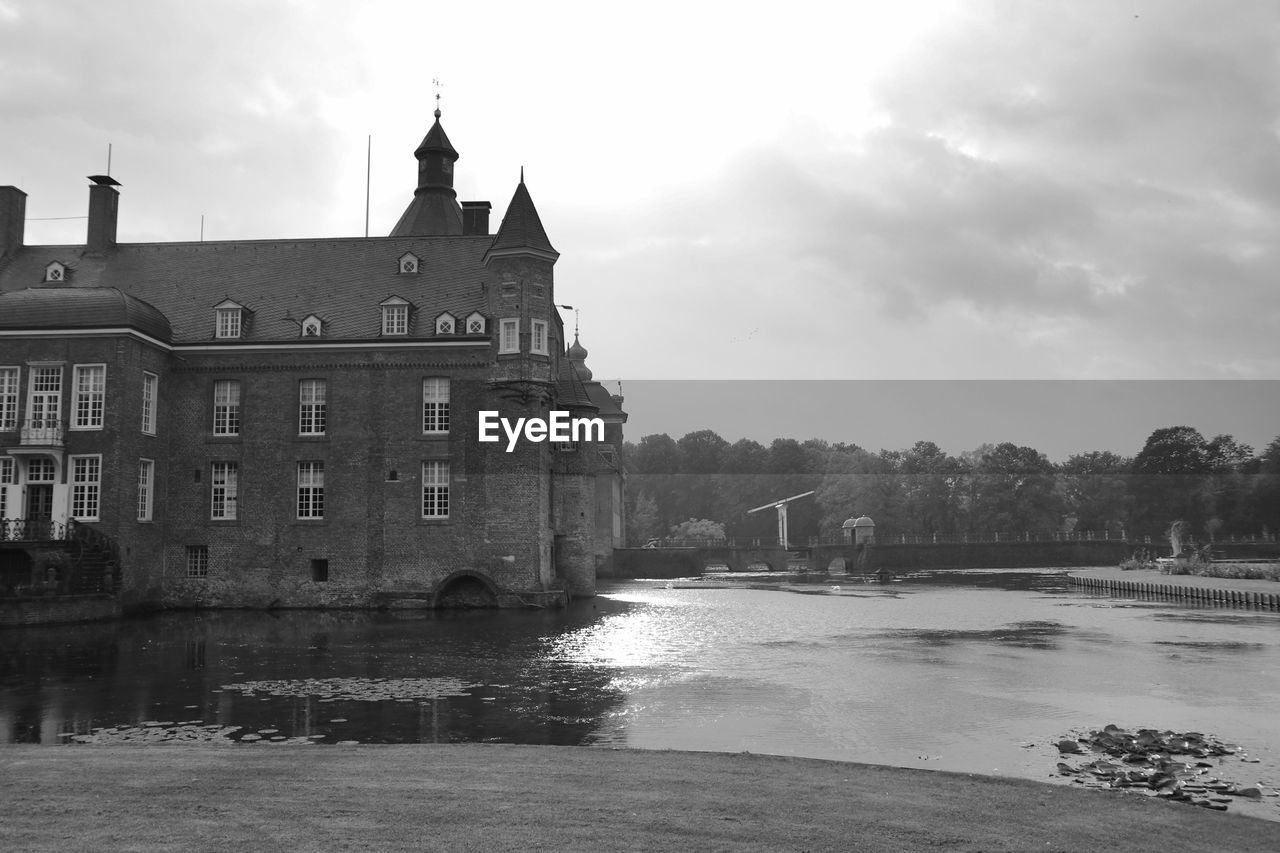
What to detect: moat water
<box><xmin>3</xmin><ymin>569</ymin><xmax>1279</xmax><ymax>817</ymax></box>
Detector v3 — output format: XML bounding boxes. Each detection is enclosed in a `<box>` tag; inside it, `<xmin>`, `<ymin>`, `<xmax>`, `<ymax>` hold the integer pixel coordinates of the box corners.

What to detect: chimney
<box><xmin>0</xmin><ymin>185</ymin><xmax>25</xmax><ymax>256</ymax></box>
<box><xmin>462</xmin><ymin>201</ymin><xmax>491</xmax><ymax>236</ymax></box>
<box><xmin>86</xmin><ymin>175</ymin><xmax>121</xmax><ymax>253</ymax></box>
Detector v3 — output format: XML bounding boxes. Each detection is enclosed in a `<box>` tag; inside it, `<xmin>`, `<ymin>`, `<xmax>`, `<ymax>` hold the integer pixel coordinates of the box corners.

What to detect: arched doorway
<box><xmin>432</xmin><ymin>571</ymin><xmax>500</xmax><ymax>609</ymax></box>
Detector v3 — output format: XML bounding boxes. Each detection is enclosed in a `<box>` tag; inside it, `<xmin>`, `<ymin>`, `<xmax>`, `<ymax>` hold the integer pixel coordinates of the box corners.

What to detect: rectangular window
<box><xmin>297</xmin><ymin>461</ymin><xmax>324</xmax><ymax>519</ymax></box>
<box><xmin>422</xmin><ymin>378</ymin><xmax>450</xmax><ymax>434</ymax></box>
<box><xmin>382</xmin><ymin>304</ymin><xmax>409</xmax><ymax>335</ymax></box>
<box><xmin>311</xmin><ymin>558</ymin><xmax>329</xmax><ymax>582</ymax></box>
<box><xmin>26</xmin><ymin>458</ymin><xmax>55</xmax><ymax>482</ymax></box>
<box><xmin>70</xmin><ymin>455</ymin><xmax>102</xmax><ymax>521</ymax></box>
<box><xmin>531</xmin><ymin>320</ymin><xmax>548</xmax><ymax>355</ymax></box>
<box><xmin>299</xmin><ymin>379</ymin><xmax>327</xmax><ymax>435</ymax></box>
<box><xmin>499</xmin><ymin>319</ymin><xmax>519</xmax><ymax>353</ymax></box>
<box><xmin>137</xmin><ymin>459</ymin><xmax>154</xmax><ymax>521</ymax></box>
<box><xmin>216</xmin><ymin>308</ymin><xmax>242</xmax><ymax>339</ymax></box>
<box><xmin>211</xmin><ymin>461</ymin><xmax>238</xmax><ymax>520</ymax></box>
<box><xmin>212</xmin><ymin>380</ymin><xmax>241</xmax><ymax>435</ymax></box>
<box><xmin>72</xmin><ymin>364</ymin><xmax>106</xmax><ymax>429</ymax></box>
<box><xmin>28</xmin><ymin>365</ymin><xmax>62</xmax><ymax>429</ymax></box>
<box><xmin>186</xmin><ymin>545</ymin><xmax>209</xmax><ymax>578</ymax></box>
<box><xmin>0</xmin><ymin>367</ymin><xmax>17</xmax><ymax>430</ymax></box>
<box><xmin>422</xmin><ymin>460</ymin><xmax>449</xmax><ymax>518</ymax></box>
<box><xmin>141</xmin><ymin>372</ymin><xmax>158</xmax><ymax>435</ymax></box>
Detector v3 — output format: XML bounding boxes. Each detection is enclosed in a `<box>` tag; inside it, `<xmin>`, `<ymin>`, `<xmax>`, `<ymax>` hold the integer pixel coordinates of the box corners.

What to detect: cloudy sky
<box><xmin>2</xmin><ymin>1</ymin><xmax>1277</xmax><ymax>454</ymax></box>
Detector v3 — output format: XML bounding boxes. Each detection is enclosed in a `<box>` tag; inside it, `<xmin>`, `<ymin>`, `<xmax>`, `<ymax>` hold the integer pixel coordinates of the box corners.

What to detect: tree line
<box><xmin>622</xmin><ymin>426</ymin><xmax>1280</xmax><ymax>546</ymax></box>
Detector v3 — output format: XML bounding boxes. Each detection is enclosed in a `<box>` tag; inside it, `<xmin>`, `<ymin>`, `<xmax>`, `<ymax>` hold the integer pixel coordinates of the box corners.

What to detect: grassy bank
<box><xmin>2</xmin><ymin>745</ymin><xmax>1277</xmax><ymax>852</ymax></box>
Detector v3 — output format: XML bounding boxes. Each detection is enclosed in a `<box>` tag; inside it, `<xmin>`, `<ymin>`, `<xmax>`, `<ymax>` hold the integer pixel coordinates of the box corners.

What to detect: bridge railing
<box><xmin>639</xmin><ymin>530</ymin><xmax>1277</xmax><ymax>549</ymax></box>
<box><xmin>818</xmin><ymin>530</ymin><xmax>1131</xmax><ymax>546</ymax></box>
<box><xmin>642</xmin><ymin>530</ymin><xmax>1138</xmax><ymax>549</ymax></box>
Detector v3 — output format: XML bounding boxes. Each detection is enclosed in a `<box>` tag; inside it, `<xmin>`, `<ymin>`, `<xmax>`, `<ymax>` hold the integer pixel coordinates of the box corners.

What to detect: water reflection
<box><xmin>2</xmin><ymin>570</ymin><xmax>1279</xmax><ymax>817</ymax></box>
<box><xmin>0</xmin><ymin>606</ymin><xmax>630</xmax><ymax>747</ymax></box>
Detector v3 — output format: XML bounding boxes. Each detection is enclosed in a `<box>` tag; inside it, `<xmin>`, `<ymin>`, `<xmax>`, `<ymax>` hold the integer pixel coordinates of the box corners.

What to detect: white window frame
<box><xmin>398</xmin><ymin>253</ymin><xmax>419</xmax><ymax>274</ymax></box>
<box><xmin>186</xmin><ymin>545</ymin><xmax>209</xmax><ymax>578</ymax></box>
<box><xmin>215</xmin><ymin>305</ymin><xmax>243</xmax><ymax>339</ymax></box>
<box><xmin>72</xmin><ymin>364</ymin><xmax>106</xmax><ymax>430</ymax></box>
<box><xmin>137</xmin><ymin>459</ymin><xmax>154</xmax><ymax>522</ymax></box>
<box><xmin>70</xmin><ymin>454</ymin><xmax>102</xmax><ymax>521</ymax></box>
<box><xmin>0</xmin><ymin>366</ymin><xmax>17</xmax><ymax>431</ymax></box>
<box><xmin>297</xmin><ymin>461</ymin><xmax>324</xmax><ymax>519</ymax></box>
<box><xmin>531</xmin><ymin>320</ymin><xmax>548</xmax><ymax>355</ymax></box>
<box><xmin>422</xmin><ymin>378</ymin><xmax>450</xmax><ymax>434</ymax></box>
<box><xmin>27</xmin><ymin>365</ymin><xmax>62</xmax><ymax>431</ymax></box>
<box><xmin>299</xmin><ymin>379</ymin><xmax>327</xmax><ymax>436</ymax></box>
<box><xmin>466</xmin><ymin>313</ymin><xmax>486</xmax><ymax>335</ymax></box>
<box><xmin>212</xmin><ymin>380</ymin><xmax>241</xmax><ymax>436</ymax></box>
<box><xmin>499</xmin><ymin>318</ymin><xmax>519</xmax><ymax>354</ymax></box>
<box><xmin>381</xmin><ymin>300</ymin><xmax>410</xmax><ymax>336</ymax></box>
<box><xmin>435</xmin><ymin>313</ymin><xmax>456</xmax><ymax>335</ymax></box>
<box><xmin>141</xmin><ymin>371</ymin><xmax>158</xmax><ymax>435</ymax></box>
<box><xmin>211</xmin><ymin>461</ymin><xmax>238</xmax><ymax>520</ymax></box>
<box><xmin>301</xmin><ymin>315</ymin><xmax>323</xmax><ymax>337</ymax></box>
<box><xmin>422</xmin><ymin>460</ymin><xmax>449</xmax><ymax>519</ymax></box>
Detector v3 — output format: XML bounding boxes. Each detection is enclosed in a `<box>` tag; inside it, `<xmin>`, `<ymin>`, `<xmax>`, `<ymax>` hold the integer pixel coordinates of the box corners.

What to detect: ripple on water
<box><xmin>868</xmin><ymin>620</ymin><xmax>1074</xmax><ymax>649</ymax></box>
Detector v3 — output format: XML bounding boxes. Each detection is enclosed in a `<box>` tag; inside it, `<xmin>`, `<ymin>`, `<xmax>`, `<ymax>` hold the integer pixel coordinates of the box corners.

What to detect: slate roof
<box><xmin>0</xmin><ymin>286</ymin><xmax>172</xmax><ymax>342</ymax></box>
<box><xmin>488</xmin><ymin>181</ymin><xmax>557</xmax><ymax>258</ymax></box>
<box><xmin>584</xmin><ymin>380</ymin><xmax>626</xmax><ymax>420</ymax></box>
<box><xmin>415</xmin><ymin>114</ymin><xmax>459</xmax><ymax>159</ymax></box>
<box><xmin>0</xmin><ymin>235</ymin><xmax>495</xmax><ymax>344</ymax></box>
<box><xmin>556</xmin><ymin>357</ymin><xmax>597</xmax><ymax>411</ymax></box>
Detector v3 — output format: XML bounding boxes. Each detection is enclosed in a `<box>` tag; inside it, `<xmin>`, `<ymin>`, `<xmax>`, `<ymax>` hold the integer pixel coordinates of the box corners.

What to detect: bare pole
<box><xmin>107</xmin><ymin>143</ymin><xmax>112</xmax><ymax>176</ymax></box>
<box><xmin>200</xmin><ymin>215</ymin><xmax>204</xmax><ymax>242</ymax></box>
<box><xmin>365</xmin><ymin>134</ymin><xmax>371</xmax><ymax>238</ymax></box>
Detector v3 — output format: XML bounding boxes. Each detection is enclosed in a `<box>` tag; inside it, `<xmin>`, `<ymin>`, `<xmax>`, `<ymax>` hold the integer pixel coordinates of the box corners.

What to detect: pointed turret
<box><xmin>390</xmin><ymin>107</ymin><xmax>464</xmax><ymax>236</ymax></box>
<box><xmin>484</xmin><ymin>178</ymin><xmax>559</xmax><ymax>264</ymax></box>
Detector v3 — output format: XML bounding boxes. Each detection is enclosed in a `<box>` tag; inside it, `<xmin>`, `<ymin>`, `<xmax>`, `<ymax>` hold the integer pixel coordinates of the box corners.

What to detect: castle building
<box><xmin>0</xmin><ymin>108</ymin><xmax>626</xmax><ymax>612</ymax></box>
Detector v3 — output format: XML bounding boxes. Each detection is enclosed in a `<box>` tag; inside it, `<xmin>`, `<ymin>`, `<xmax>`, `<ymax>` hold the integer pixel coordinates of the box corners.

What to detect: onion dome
<box><xmin>567</xmin><ymin>334</ymin><xmax>592</xmax><ymax>380</ymax></box>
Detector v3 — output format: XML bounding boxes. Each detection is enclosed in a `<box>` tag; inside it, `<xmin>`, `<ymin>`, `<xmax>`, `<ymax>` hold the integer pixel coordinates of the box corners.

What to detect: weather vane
<box><xmin>432</xmin><ymin>77</ymin><xmax>443</xmax><ymax>114</ymax></box>
<box><xmin>557</xmin><ymin>303</ymin><xmax>579</xmax><ymax>338</ymax></box>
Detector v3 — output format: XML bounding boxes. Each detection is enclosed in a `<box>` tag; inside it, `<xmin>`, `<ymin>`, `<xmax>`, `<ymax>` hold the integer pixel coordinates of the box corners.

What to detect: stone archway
<box><xmin>432</xmin><ymin>571</ymin><xmax>500</xmax><ymax>609</ymax></box>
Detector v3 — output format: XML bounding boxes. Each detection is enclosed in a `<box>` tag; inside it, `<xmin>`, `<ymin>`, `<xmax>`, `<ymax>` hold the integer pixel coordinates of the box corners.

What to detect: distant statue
<box><xmin>1167</xmin><ymin>520</ymin><xmax>1212</xmax><ymax>569</ymax></box>
<box><xmin>1168</xmin><ymin>520</ymin><xmax>1188</xmax><ymax>560</ymax></box>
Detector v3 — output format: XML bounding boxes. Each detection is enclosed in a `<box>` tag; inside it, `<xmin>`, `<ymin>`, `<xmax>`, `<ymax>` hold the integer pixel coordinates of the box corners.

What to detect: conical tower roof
<box><xmin>485</xmin><ymin>178</ymin><xmax>558</xmax><ymax>262</ymax></box>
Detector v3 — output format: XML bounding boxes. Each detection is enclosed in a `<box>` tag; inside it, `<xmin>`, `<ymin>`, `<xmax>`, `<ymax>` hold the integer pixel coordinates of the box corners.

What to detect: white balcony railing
<box><xmin>18</xmin><ymin>419</ymin><xmax>64</xmax><ymax>446</ymax></box>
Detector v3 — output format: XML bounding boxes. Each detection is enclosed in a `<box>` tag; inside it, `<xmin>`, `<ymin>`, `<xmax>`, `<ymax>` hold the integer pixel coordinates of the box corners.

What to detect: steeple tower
<box><xmin>390</xmin><ymin>104</ymin><xmax>464</xmax><ymax>236</ymax></box>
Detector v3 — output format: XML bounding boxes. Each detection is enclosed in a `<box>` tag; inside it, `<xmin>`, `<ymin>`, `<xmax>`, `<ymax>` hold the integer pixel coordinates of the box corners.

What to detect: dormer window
<box><xmin>44</xmin><ymin>261</ymin><xmax>66</xmax><ymax>283</ymax></box>
<box><xmin>398</xmin><ymin>253</ymin><xmax>420</xmax><ymax>274</ymax></box>
<box><xmin>381</xmin><ymin>296</ymin><xmax>411</xmax><ymax>336</ymax></box>
<box><xmin>466</xmin><ymin>312</ymin><xmax>486</xmax><ymax>334</ymax></box>
<box><xmin>301</xmin><ymin>315</ymin><xmax>323</xmax><ymax>337</ymax></box>
<box><xmin>214</xmin><ymin>299</ymin><xmax>246</xmax><ymax>339</ymax></box>
<box><xmin>435</xmin><ymin>312</ymin><xmax>456</xmax><ymax>335</ymax></box>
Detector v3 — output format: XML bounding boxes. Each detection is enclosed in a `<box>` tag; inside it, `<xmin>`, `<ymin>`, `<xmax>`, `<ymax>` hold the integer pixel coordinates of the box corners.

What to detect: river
<box><xmin>2</xmin><ymin>569</ymin><xmax>1278</xmax><ymax>818</ymax></box>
